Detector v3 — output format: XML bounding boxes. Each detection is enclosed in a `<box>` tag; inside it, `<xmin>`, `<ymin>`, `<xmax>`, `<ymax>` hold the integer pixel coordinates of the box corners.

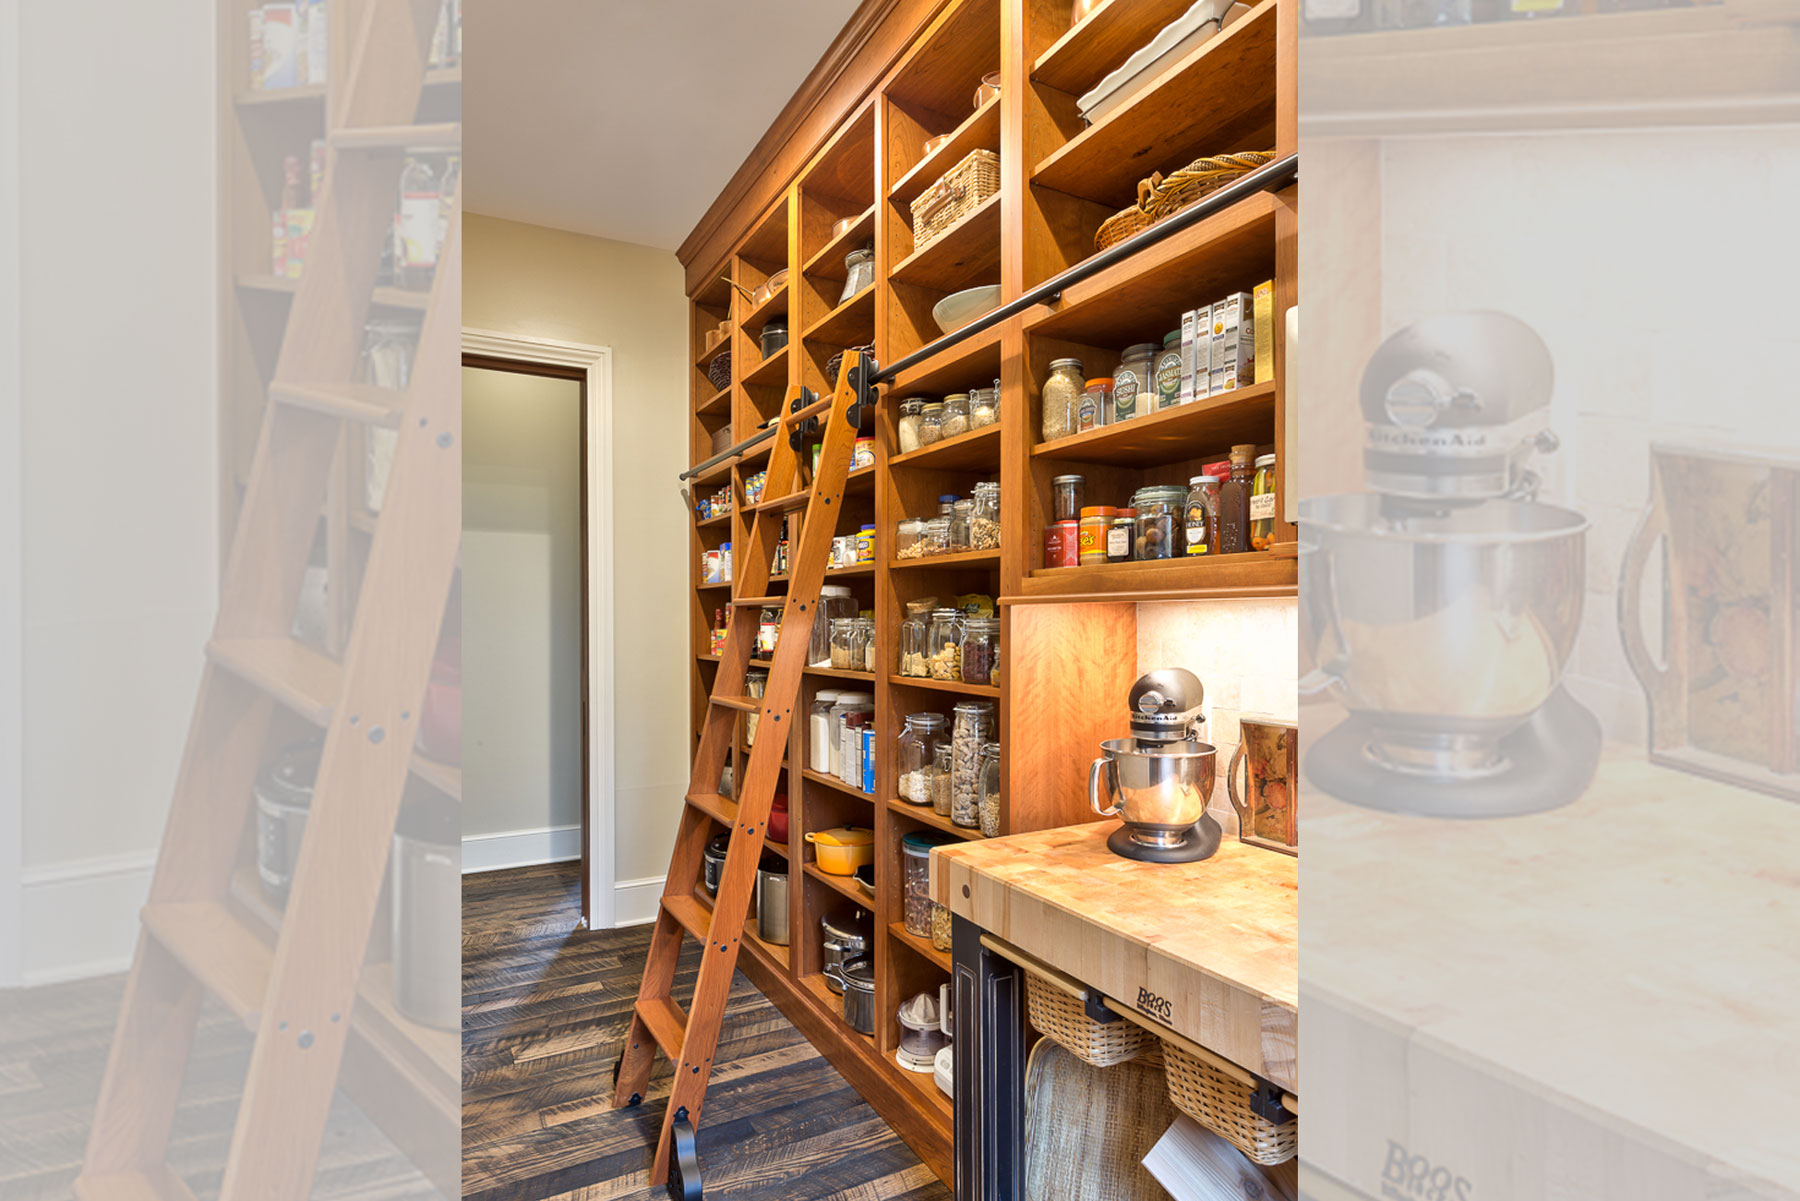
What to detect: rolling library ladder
<box><xmin>75</xmin><ymin>1</ymin><xmax>461</xmax><ymax>1197</ymax></box>
<box><xmin>612</xmin><ymin>356</ymin><xmax>875</xmax><ymax>1199</ymax></box>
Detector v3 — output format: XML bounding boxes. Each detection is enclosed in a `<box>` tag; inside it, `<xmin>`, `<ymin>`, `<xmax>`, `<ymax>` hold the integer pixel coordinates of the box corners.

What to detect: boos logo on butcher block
<box><xmin>1134</xmin><ymin>986</ymin><xmax>1173</xmax><ymax>1024</ymax></box>
<box><xmin>1380</xmin><ymin>1139</ymin><xmax>1472</xmax><ymax>1201</ymax></box>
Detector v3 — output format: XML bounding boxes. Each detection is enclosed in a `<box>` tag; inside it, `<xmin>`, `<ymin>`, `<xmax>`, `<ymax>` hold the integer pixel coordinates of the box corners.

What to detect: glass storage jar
<box><xmin>897</xmin><ymin>597</ymin><xmax>936</xmax><ymax>677</ymax></box>
<box><xmin>1133</xmin><ymin>485</ymin><xmax>1189</xmax><ymax>560</ymax></box>
<box><xmin>756</xmin><ymin>607</ymin><xmax>781</xmax><ymax>658</ymax></box>
<box><xmin>933</xmin><ymin>743</ymin><xmax>954</xmax><ymax>816</ymax></box>
<box><xmin>855</xmin><ymin>616</ymin><xmax>877</xmax><ymax>673</ymax></box>
<box><xmin>897</xmin><ymin>713</ymin><xmax>948</xmax><ymax>806</ymax></box>
<box><xmin>947</xmin><ymin>499</ymin><xmax>974</xmax><ymax>551</ymax></box>
<box><xmin>811</xmin><ymin>584</ymin><xmax>856</xmax><ymax>666</ymax></box>
<box><xmin>969</xmin><ymin>378</ymin><xmax>1000</xmax><ymax>428</ymax></box>
<box><xmin>1078</xmin><ymin>377</ymin><xmax>1112</xmax><ymax>432</ymax></box>
<box><xmin>897</xmin><ymin>398</ymin><xmax>926</xmax><ymax>454</ymax></box>
<box><xmin>1108</xmin><ymin>508</ymin><xmax>1137</xmax><ymax>562</ymax></box>
<box><xmin>745</xmin><ymin>669</ymin><xmax>768</xmax><ymax>746</ymax></box>
<box><xmin>951</xmin><ymin>701</ymin><xmax>997</xmax><ymax>828</ymax></box>
<box><xmin>841</xmin><ymin>247</ymin><xmax>875</xmax><ymax>303</ymax></box>
<box><xmin>895</xmin><ymin>517</ymin><xmax>925</xmax><ymax>560</ymax></box>
<box><xmin>1114</xmin><ymin>342</ymin><xmax>1157</xmax><ymax>423</ymax></box>
<box><xmin>970</xmin><ymin>481</ymin><xmax>1001</xmax><ymax>551</ymax></box>
<box><xmin>940</xmin><ymin>393</ymin><xmax>970</xmax><ymax>439</ymax></box>
<box><xmin>1156</xmin><ymin>330</ymin><xmax>1184</xmax><ymax>409</ymax></box>
<box><xmin>1051</xmin><ymin>474</ymin><xmax>1086</xmax><ymax>524</ymax></box>
<box><xmin>903</xmin><ymin>832</ymin><xmax>952</xmax><ymax>937</ymax></box>
<box><xmin>960</xmin><ymin>617</ymin><xmax>999</xmax><ymax>685</ymax></box>
<box><xmin>927</xmin><ymin>608</ymin><xmax>964</xmax><ymax>681</ymax></box>
<box><xmin>917</xmin><ymin>402</ymin><xmax>946</xmax><ymax>446</ymax></box>
<box><xmin>830</xmin><ymin>617</ymin><xmax>857</xmax><ymax>669</ymax></box>
<box><xmin>977</xmin><ymin>740</ymin><xmax>1002</xmax><ymax>837</ymax></box>
<box><xmin>1251</xmin><ymin>452</ymin><xmax>1277</xmax><ymax>550</ymax></box>
<box><xmin>809</xmin><ymin>691</ymin><xmax>841</xmax><ymax>774</ymax></box>
<box><xmin>920</xmin><ymin>516</ymin><xmax>951</xmax><ymax>556</ymax></box>
<box><xmin>1041</xmin><ymin>358</ymin><xmax>1084</xmax><ymax>442</ymax></box>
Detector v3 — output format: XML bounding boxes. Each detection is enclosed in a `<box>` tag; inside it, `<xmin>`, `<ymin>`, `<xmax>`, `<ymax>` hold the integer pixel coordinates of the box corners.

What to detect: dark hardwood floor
<box><xmin>462</xmin><ymin>862</ymin><xmax>952</xmax><ymax>1201</ymax></box>
<box><xmin>0</xmin><ymin>971</ymin><xmax>432</xmax><ymax>1199</ymax></box>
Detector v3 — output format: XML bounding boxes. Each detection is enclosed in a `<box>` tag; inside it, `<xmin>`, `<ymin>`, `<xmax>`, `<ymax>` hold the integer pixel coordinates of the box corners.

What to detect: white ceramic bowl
<box><xmin>932</xmin><ymin>285</ymin><xmax>1001</xmax><ymax>335</ymax></box>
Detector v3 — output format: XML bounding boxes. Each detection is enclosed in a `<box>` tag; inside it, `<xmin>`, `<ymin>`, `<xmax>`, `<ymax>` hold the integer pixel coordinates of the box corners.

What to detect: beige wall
<box><xmin>463</xmin><ymin>213</ymin><xmax>690</xmax><ymax>896</ymax></box>
<box><xmin>462</xmin><ymin>367</ymin><xmax>584</xmax><ymax>841</ymax></box>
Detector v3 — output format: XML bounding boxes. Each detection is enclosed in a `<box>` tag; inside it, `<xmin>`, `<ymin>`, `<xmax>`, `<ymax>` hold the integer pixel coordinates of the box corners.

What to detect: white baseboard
<box><xmin>612</xmin><ymin>876</ymin><xmax>664</xmax><ymax>928</ymax></box>
<box><xmin>21</xmin><ymin>849</ymin><xmax>158</xmax><ymax>986</ymax></box>
<box><xmin>461</xmin><ymin>823</ymin><xmax>581</xmax><ymax>874</ymax></box>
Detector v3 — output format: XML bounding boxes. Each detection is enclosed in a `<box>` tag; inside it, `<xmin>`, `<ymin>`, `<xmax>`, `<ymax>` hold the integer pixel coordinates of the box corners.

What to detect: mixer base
<box><xmin>1306</xmin><ymin>687</ymin><xmax>1602</xmax><ymax>819</ymax></box>
<box><xmin>1107</xmin><ymin>815</ymin><xmax>1222</xmax><ymax>863</ymax></box>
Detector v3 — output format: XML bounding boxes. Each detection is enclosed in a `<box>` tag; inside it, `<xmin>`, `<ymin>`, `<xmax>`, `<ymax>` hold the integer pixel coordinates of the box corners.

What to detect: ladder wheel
<box><xmin>667</xmin><ymin>1113</ymin><xmax>703</xmax><ymax>1201</ymax></box>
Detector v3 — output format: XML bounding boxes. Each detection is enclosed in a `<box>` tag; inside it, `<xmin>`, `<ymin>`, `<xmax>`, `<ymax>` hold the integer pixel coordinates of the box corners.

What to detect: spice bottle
<box><xmin>1216</xmin><ymin>443</ymin><xmax>1257</xmax><ymax>554</ymax></box>
<box><xmin>1184</xmin><ymin>475</ymin><xmax>1219</xmax><ymax>556</ymax></box>
<box><xmin>1250</xmin><ymin>453</ymin><xmax>1277</xmax><ymax>550</ymax></box>
<box><xmin>1041</xmin><ymin>358</ymin><xmax>1085</xmax><ymax>441</ymax></box>
<box><xmin>1078</xmin><ymin>378</ymin><xmax>1113</xmax><ymax>432</ymax></box>
<box><xmin>1107</xmin><ymin>508</ymin><xmax>1137</xmax><ymax>563</ymax></box>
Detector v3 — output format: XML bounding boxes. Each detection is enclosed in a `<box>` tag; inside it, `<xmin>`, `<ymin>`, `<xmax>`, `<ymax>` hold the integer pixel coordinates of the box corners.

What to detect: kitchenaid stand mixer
<box><xmin>1090</xmin><ymin>669</ymin><xmax>1223</xmax><ymax>862</ymax></box>
<box><xmin>1300</xmin><ymin>312</ymin><xmax>1602</xmax><ymax>817</ymax></box>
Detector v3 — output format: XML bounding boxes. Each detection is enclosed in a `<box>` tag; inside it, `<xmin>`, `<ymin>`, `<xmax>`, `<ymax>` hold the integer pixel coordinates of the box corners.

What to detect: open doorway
<box><xmin>462</xmin><ymin>335</ymin><xmax>613</xmax><ymax>928</ymax></box>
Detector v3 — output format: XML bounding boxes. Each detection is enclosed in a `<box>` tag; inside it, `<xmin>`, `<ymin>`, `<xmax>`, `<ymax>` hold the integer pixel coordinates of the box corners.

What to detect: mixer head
<box><xmin>1128</xmin><ymin>668</ymin><xmax>1206</xmax><ymax>745</ymax></box>
<box><xmin>1360</xmin><ymin>312</ymin><xmax>1559</xmax><ymax>505</ymax></box>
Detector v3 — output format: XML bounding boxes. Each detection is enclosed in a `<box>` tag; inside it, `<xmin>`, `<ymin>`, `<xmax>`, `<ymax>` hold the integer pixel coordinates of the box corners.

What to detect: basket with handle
<box><xmin>1161</xmin><ymin>1037</ymin><xmax>1297</xmax><ymax>1165</ymax></box>
<box><xmin>1094</xmin><ymin>150</ymin><xmax>1275</xmax><ymax>252</ymax></box>
<box><xmin>911</xmin><ymin>149</ymin><xmax>1001</xmax><ymax>254</ymax></box>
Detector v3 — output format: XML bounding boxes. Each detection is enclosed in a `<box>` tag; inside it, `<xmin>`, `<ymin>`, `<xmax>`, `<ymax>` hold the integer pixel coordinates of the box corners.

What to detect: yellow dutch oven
<box><xmin>806</xmin><ymin>826</ymin><xmax>874</xmax><ymax>875</ymax></box>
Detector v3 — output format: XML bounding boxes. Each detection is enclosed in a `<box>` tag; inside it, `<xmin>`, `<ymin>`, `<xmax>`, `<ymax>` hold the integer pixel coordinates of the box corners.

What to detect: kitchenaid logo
<box><xmin>1367</xmin><ymin>425</ymin><xmax>1498</xmax><ymax>453</ymax></box>
<box><xmin>1380</xmin><ymin>1140</ymin><xmax>1472</xmax><ymax>1201</ymax></box>
<box><xmin>1134</xmin><ymin>986</ymin><xmax>1173</xmax><ymax>1024</ymax></box>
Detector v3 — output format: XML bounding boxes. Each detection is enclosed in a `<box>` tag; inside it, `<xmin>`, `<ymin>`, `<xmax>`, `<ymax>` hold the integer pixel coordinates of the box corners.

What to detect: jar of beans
<box><xmin>960</xmin><ymin>617</ymin><xmax>998</xmax><ymax>686</ymax></box>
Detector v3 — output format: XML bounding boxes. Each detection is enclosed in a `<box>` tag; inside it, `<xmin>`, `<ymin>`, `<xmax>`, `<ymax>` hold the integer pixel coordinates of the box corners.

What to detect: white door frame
<box><xmin>0</xmin><ymin>0</ymin><xmax>24</xmax><ymax>987</ymax></box>
<box><xmin>462</xmin><ymin>330</ymin><xmax>615</xmax><ymax>930</ymax></box>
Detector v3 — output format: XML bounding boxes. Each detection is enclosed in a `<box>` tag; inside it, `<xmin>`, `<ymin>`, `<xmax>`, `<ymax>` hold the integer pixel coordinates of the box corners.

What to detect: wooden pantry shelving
<box><xmin>676</xmin><ymin>0</ymin><xmax>1296</xmax><ymax>1183</ymax></box>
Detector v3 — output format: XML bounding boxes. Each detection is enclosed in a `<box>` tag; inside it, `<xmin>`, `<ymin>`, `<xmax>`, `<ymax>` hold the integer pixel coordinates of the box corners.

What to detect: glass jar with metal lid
<box><xmin>811</xmin><ymin>584</ymin><xmax>856</xmax><ymax>666</ymax></box>
<box><xmin>809</xmin><ymin>690</ymin><xmax>841</xmax><ymax>773</ymax></box>
<box><xmin>895</xmin><ymin>517</ymin><xmax>925</xmax><ymax>560</ymax></box>
<box><xmin>1041</xmin><ymin>358</ymin><xmax>1084</xmax><ymax>441</ymax></box>
<box><xmin>897</xmin><ymin>596</ymin><xmax>936</xmax><ymax>677</ymax></box>
<box><xmin>1051</xmin><ymin>474</ymin><xmax>1086</xmax><ymax>524</ymax></box>
<box><xmin>940</xmin><ymin>393</ymin><xmax>970</xmax><ymax>439</ymax></box>
<box><xmin>970</xmin><ymin>481</ymin><xmax>1001</xmax><ymax>551</ymax></box>
<box><xmin>898</xmin><ymin>398</ymin><xmax>927</xmax><ymax>454</ymax></box>
<box><xmin>1114</xmin><ymin>342</ymin><xmax>1158</xmax><ymax>423</ymax></box>
<box><xmin>932</xmin><ymin>743</ymin><xmax>954</xmax><ymax>815</ymax></box>
<box><xmin>1132</xmin><ymin>484</ymin><xmax>1190</xmax><ymax>560</ymax></box>
<box><xmin>947</xmin><ymin>499</ymin><xmax>974</xmax><ymax>552</ymax></box>
<box><xmin>920</xmin><ymin>516</ymin><xmax>952</xmax><ymax>556</ymax></box>
<box><xmin>960</xmin><ymin>616</ymin><xmax>999</xmax><ymax>686</ymax></box>
<box><xmin>977</xmin><ymin>740</ymin><xmax>1003</xmax><ymax>837</ymax></box>
<box><xmin>854</xmin><ymin>615</ymin><xmax>877</xmax><ymax>673</ymax></box>
<box><xmin>951</xmin><ymin>701</ymin><xmax>997</xmax><ymax>828</ymax></box>
<box><xmin>1250</xmin><ymin>452</ymin><xmax>1278</xmax><ymax>550</ymax></box>
<box><xmin>969</xmin><ymin>377</ymin><xmax>1001</xmax><ymax>428</ymax></box>
<box><xmin>918</xmin><ymin>401</ymin><xmax>946</xmax><ymax>446</ymax></box>
<box><xmin>927</xmin><ymin>608</ymin><xmax>964</xmax><ymax>680</ymax></box>
<box><xmin>829</xmin><ymin>617</ymin><xmax>857</xmax><ymax>669</ymax></box>
<box><xmin>897</xmin><ymin>713</ymin><xmax>948</xmax><ymax>806</ymax></box>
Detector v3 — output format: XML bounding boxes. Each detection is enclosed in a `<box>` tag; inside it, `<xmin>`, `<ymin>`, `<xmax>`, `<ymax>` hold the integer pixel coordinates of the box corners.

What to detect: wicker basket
<box><xmin>1162</xmin><ymin>1039</ymin><xmax>1297</xmax><ymax>1165</ymax></box>
<box><xmin>706</xmin><ymin>349</ymin><xmax>732</xmax><ymax>392</ymax></box>
<box><xmin>824</xmin><ymin>344</ymin><xmax>873</xmax><ymax>391</ymax></box>
<box><xmin>1024</xmin><ymin>974</ymin><xmax>1147</xmax><ymax>1068</ymax></box>
<box><xmin>1095</xmin><ymin>151</ymin><xmax>1275</xmax><ymax>252</ymax></box>
<box><xmin>911</xmin><ymin>149</ymin><xmax>1001</xmax><ymax>255</ymax></box>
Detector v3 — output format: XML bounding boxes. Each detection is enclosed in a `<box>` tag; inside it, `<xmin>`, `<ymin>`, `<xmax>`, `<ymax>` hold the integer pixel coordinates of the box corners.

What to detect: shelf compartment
<box><xmin>1023</xmin><ymin>191</ymin><xmax>1278</xmax><ymax>347</ymax></box>
<box><xmin>898</xmin><ymin>1051</ymin><xmax>955</xmax><ymax>1120</ymax></box>
<box><xmin>889</xmin><ymin>921</ymin><xmax>952</xmax><ymax>974</ymax></box>
<box><xmin>886</xmin><ymin>798</ymin><xmax>985</xmax><ymax>841</ymax></box>
<box><xmin>695</xmin><ymin>510</ymin><xmax>733</xmax><ymax>529</ymax></box>
<box><xmin>890</xmin><ymin>548</ymin><xmax>1000</xmax><ymax>572</ymax></box>
<box><xmin>806</xmin><ymin>665</ymin><xmax>878</xmax><ymax>683</ymax></box>
<box><xmin>889</xmin><ymin>97</ymin><xmax>1001</xmax><ymax>207</ymax></box>
<box><xmin>890</xmin><ymin>422</ymin><xmax>1001</xmax><ymax>472</ymax></box>
<box><xmin>890</xmin><ymin>192</ymin><xmax>1002</xmax><ymax>292</ymax></box>
<box><xmin>1032</xmin><ymin>381</ymin><xmax>1275</xmax><ymax>468</ymax></box>
<box><xmin>804</xmin><ymin>860</ymin><xmax>870</xmax><ymax>907</ymax></box>
<box><xmin>1031</xmin><ymin>0</ymin><xmax>1278</xmax><ymax>209</ymax></box>
<box><xmin>888</xmin><ymin>675</ymin><xmax>1002</xmax><ymax>700</ymax></box>
<box><xmin>801</xmin><ymin>767</ymin><xmax>877</xmax><ymax>804</ymax></box>
<box><xmin>742</xmin><ymin>345</ymin><xmax>790</xmax><ymax>388</ymax></box>
<box><xmin>798</xmin><ymin>972</ymin><xmax>875</xmax><ymax>1051</ymax></box>
<box><xmin>742</xmin><ymin>282</ymin><xmax>791</xmax><ymax>333</ymax></box>
<box><xmin>890</xmin><ymin>322</ymin><xmax>1005</xmax><ymax>397</ymax></box>
<box><xmin>235</xmin><ymin>83</ymin><xmax>328</xmax><ymax>109</ymax></box>
<box><xmin>695</xmin><ymin>338</ymin><xmax>731</xmax><ymax>369</ymax></box>
<box><xmin>1018</xmin><ymin>550</ymin><xmax>1295</xmax><ymax>602</ymax></box>
<box><xmin>803</xmin><ymin>286</ymin><xmax>876</xmax><ymax>348</ymax></box>
<box><xmin>696</xmin><ymin>385</ymin><xmax>732</xmax><ymax>417</ymax></box>
<box><xmin>803</xmin><ymin>205</ymin><xmax>876</xmax><ymax>279</ymax></box>
<box><xmin>1032</xmin><ymin>0</ymin><xmax>1204</xmax><ymax>96</ymax></box>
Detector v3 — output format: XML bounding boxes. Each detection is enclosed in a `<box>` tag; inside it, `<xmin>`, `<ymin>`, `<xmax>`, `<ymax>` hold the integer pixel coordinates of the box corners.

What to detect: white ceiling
<box><xmin>464</xmin><ymin>0</ymin><xmax>861</xmax><ymax>252</ymax></box>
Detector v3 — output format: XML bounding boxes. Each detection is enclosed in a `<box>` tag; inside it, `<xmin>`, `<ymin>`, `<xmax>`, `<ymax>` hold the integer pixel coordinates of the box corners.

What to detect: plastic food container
<box><xmin>806</xmin><ymin>826</ymin><xmax>875</xmax><ymax>875</ymax></box>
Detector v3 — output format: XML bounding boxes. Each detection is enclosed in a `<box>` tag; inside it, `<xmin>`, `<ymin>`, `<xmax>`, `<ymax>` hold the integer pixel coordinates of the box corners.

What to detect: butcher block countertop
<box><xmin>932</xmin><ymin>821</ymin><xmax>1298</xmax><ymax>1092</ymax></box>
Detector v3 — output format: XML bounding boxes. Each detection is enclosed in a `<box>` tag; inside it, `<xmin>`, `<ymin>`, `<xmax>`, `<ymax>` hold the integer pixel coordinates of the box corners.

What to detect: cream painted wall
<box><xmin>463</xmin><ymin>213</ymin><xmax>690</xmax><ymax>892</ymax></box>
<box><xmin>462</xmin><ymin>367</ymin><xmax>584</xmax><ymax>841</ymax></box>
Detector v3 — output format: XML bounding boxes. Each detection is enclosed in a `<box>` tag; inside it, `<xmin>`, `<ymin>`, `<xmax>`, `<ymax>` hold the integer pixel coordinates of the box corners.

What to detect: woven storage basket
<box><xmin>706</xmin><ymin>349</ymin><xmax>732</xmax><ymax>392</ymax></box>
<box><xmin>911</xmin><ymin>149</ymin><xmax>1001</xmax><ymax>254</ymax></box>
<box><xmin>824</xmin><ymin>344</ymin><xmax>873</xmax><ymax>391</ymax></box>
<box><xmin>1095</xmin><ymin>150</ymin><xmax>1275</xmax><ymax>252</ymax></box>
<box><xmin>1024</xmin><ymin>973</ymin><xmax>1147</xmax><ymax>1068</ymax></box>
<box><xmin>1162</xmin><ymin>1039</ymin><xmax>1298</xmax><ymax>1165</ymax></box>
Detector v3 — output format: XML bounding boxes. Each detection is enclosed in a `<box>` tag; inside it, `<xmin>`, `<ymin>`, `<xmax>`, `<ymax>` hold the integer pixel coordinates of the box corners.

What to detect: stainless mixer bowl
<box><xmin>1300</xmin><ymin>492</ymin><xmax>1586</xmax><ymax>777</ymax></box>
<box><xmin>1090</xmin><ymin>739</ymin><xmax>1216</xmax><ymax>847</ymax></box>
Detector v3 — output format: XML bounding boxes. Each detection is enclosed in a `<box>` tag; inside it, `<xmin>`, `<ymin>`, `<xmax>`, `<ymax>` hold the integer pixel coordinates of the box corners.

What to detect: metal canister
<box><xmin>255</xmin><ymin>740</ymin><xmax>321</xmax><ymax>907</ymax></box>
<box><xmin>756</xmin><ymin>855</ymin><xmax>790</xmax><ymax>946</ymax></box>
<box><xmin>392</xmin><ymin>788</ymin><xmax>461</xmax><ymax>1030</ymax></box>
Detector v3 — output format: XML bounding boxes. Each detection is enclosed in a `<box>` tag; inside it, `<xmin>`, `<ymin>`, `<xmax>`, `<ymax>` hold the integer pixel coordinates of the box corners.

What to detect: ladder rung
<box><xmin>271</xmin><ymin>381</ymin><xmax>407</xmax><ymax>426</ymax></box>
<box><xmin>687</xmin><ymin>792</ymin><xmax>739</xmax><ymax>825</ymax></box>
<box><xmin>329</xmin><ymin>122</ymin><xmax>461</xmax><ymax>151</ymax></box>
<box><xmin>141</xmin><ymin>901</ymin><xmax>272</xmax><ymax>1031</ymax></box>
<box><xmin>635</xmin><ymin>996</ymin><xmax>688</xmax><ymax>1061</ymax></box>
<box><xmin>73</xmin><ymin>1166</ymin><xmax>201</xmax><ymax>1201</ymax></box>
<box><xmin>207</xmin><ymin>636</ymin><xmax>341</xmax><ymax>725</ymax></box>
<box><xmin>710</xmin><ymin>695</ymin><xmax>758</xmax><ymax>713</ymax></box>
<box><xmin>730</xmin><ymin>596</ymin><xmax>786</xmax><ymax>608</ymax></box>
<box><xmin>662</xmin><ymin>894</ymin><xmax>713</xmax><ymax>940</ymax></box>
<box><xmin>751</xmin><ymin>490</ymin><xmax>811</xmax><ymax>514</ymax></box>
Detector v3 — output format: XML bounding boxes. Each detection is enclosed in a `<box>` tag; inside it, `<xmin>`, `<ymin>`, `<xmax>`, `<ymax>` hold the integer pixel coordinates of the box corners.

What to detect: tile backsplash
<box><xmin>1138</xmin><ymin>598</ymin><xmax>1298</xmax><ymax>836</ymax></box>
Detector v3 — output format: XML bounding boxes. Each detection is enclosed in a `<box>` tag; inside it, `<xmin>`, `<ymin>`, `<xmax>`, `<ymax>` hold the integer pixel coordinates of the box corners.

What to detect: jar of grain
<box><xmin>940</xmin><ymin>393</ymin><xmax>970</xmax><ymax>438</ymax></box>
<box><xmin>830</xmin><ymin>618</ymin><xmax>856</xmax><ymax>669</ymax></box>
<box><xmin>918</xmin><ymin>402</ymin><xmax>946</xmax><ymax>446</ymax></box>
<box><xmin>1041</xmin><ymin>358</ymin><xmax>1084</xmax><ymax>442</ymax></box>
<box><xmin>969</xmin><ymin>378</ymin><xmax>1000</xmax><ymax>428</ymax></box>
<box><xmin>898</xmin><ymin>398</ymin><xmax>926</xmax><ymax>453</ymax></box>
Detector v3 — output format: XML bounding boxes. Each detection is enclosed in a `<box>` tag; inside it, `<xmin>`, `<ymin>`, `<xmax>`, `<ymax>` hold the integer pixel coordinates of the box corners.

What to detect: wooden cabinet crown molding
<box><xmin>676</xmin><ymin>0</ymin><xmax>946</xmax><ymax>294</ymax></box>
